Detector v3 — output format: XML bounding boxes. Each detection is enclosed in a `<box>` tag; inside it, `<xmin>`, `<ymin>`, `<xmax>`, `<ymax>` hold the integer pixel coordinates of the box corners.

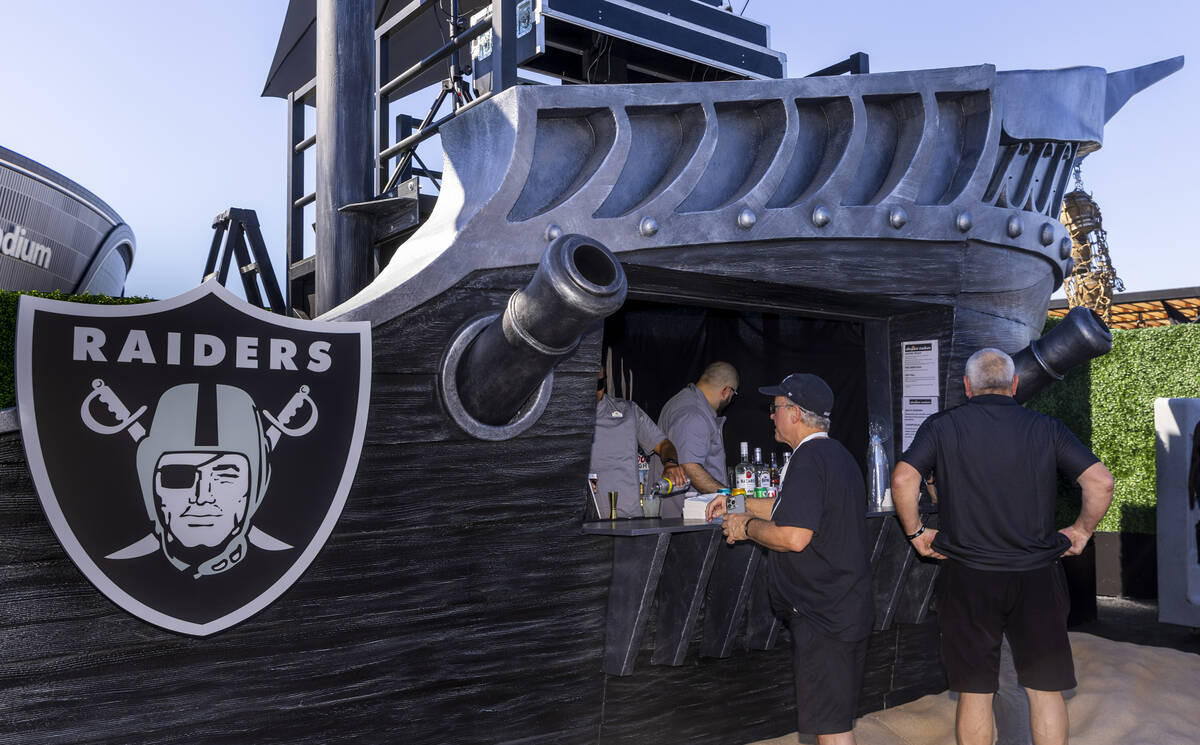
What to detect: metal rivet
<box><xmin>545</xmin><ymin>223</ymin><xmax>563</xmax><ymax>241</ymax></box>
<box><xmin>955</xmin><ymin>211</ymin><xmax>973</xmax><ymax>233</ymax></box>
<box><xmin>1006</xmin><ymin>214</ymin><xmax>1023</xmax><ymax>238</ymax></box>
<box><xmin>888</xmin><ymin>206</ymin><xmax>908</xmax><ymax>229</ymax></box>
<box><xmin>811</xmin><ymin>206</ymin><xmax>831</xmax><ymax>228</ymax></box>
<box><xmin>737</xmin><ymin>208</ymin><xmax>757</xmax><ymax>230</ymax></box>
<box><xmin>1059</xmin><ymin>237</ymin><xmax>1072</xmax><ymax>260</ymax></box>
<box><xmin>638</xmin><ymin>216</ymin><xmax>659</xmax><ymax>238</ymax></box>
<box><xmin>1039</xmin><ymin>223</ymin><xmax>1055</xmax><ymax>246</ymax></box>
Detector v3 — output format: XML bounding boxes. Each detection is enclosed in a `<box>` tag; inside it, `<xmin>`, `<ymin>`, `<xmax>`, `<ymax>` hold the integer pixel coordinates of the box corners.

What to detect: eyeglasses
<box><xmin>769</xmin><ymin>403</ymin><xmax>798</xmax><ymax>414</ymax></box>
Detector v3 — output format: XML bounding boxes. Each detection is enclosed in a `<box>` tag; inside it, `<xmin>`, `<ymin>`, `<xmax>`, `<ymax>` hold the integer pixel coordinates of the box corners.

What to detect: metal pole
<box><xmin>315</xmin><ymin>0</ymin><xmax>374</xmax><ymax>316</ymax></box>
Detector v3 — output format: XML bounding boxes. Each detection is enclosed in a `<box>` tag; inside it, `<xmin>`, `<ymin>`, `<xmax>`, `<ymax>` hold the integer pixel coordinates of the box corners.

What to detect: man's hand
<box><xmin>721</xmin><ymin>512</ymin><xmax>751</xmax><ymax>544</ymax></box>
<box><xmin>705</xmin><ymin>495</ymin><xmax>727</xmax><ymax>522</ymax></box>
<box><xmin>663</xmin><ymin>463</ymin><xmax>688</xmax><ymax>487</ymax></box>
<box><xmin>910</xmin><ymin>528</ymin><xmax>947</xmax><ymax>559</ymax></box>
<box><xmin>1058</xmin><ymin>524</ymin><xmax>1092</xmax><ymax>556</ymax></box>
<box><xmin>681</xmin><ymin>462</ymin><xmax>723</xmax><ymax>494</ymax></box>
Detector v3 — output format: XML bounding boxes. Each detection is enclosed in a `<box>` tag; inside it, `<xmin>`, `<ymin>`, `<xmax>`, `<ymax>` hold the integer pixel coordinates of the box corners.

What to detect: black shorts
<box><xmin>788</xmin><ymin>614</ymin><xmax>868</xmax><ymax>735</ymax></box>
<box><xmin>936</xmin><ymin>559</ymin><xmax>1076</xmax><ymax>693</ymax></box>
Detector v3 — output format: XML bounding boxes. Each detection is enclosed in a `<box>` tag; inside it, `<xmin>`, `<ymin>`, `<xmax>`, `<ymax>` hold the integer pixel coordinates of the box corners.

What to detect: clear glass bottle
<box><xmin>754</xmin><ymin>447</ymin><xmax>771</xmax><ymax>489</ymax></box>
<box><xmin>735</xmin><ymin>441</ymin><xmax>755</xmax><ymax>493</ymax></box>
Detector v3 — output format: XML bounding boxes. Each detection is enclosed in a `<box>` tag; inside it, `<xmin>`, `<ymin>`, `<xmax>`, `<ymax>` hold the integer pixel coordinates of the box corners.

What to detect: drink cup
<box><xmin>642</xmin><ymin>493</ymin><xmax>661</xmax><ymax>518</ymax></box>
<box><xmin>608</xmin><ymin>491</ymin><xmax>618</xmax><ymax>520</ymax></box>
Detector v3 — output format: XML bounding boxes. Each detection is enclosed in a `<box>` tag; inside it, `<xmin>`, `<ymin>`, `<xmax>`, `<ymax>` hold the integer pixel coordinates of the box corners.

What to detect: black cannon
<box><xmin>449</xmin><ymin>233</ymin><xmax>627</xmax><ymax>432</ymax></box>
<box><xmin>1013</xmin><ymin>306</ymin><xmax>1113</xmax><ymax>403</ymax></box>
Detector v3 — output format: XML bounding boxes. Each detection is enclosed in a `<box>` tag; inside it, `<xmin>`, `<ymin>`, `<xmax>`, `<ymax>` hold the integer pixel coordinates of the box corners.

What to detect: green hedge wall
<box><xmin>1029</xmin><ymin>321</ymin><xmax>1200</xmax><ymax>534</ymax></box>
<box><xmin>0</xmin><ymin>290</ymin><xmax>153</xmax><ymax>410</ymax></box>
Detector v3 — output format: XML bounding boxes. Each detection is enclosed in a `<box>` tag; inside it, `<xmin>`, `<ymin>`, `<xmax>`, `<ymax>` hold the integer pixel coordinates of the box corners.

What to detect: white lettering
<box><xmin>235</xmin><ymin>336</ymin><xmax>258</xmax><ymax>368</ymax></box>
<box><xmin>116</xmin><ymin>329</ymin><xmax>156</xmax><ymax>364</ymax></box>
<box><xmin>166</xmin><ymin>332</ymin><xmax>181</xmax><ymax>365</ymax></box>
<box><xmin>194</xmin><ymin>334</ymin><xmax>226</xmax><ymax>366</ymax></box>
<box><xmin>0</xmin><ymin>224</ymin><xmax>52</xmax><ymax>270</ymax></box>
<box><xmin>72</xmin><ymin>327</ymin><xmax>106</xmax><ymax>361</ymax></box>
<box><xmin>307</xmin><ymin>341</ymin><xmax>332</xmax><ymax>372</ymax></box>
<box><xmin>269</xmin><ymin>338</ymin><xmax>298</xmax><ymax>370</ymax></box>
<box><xmin>68</xmin><ymin>327</ymin><xmax>334</xmax><ymax>371</ymax></box>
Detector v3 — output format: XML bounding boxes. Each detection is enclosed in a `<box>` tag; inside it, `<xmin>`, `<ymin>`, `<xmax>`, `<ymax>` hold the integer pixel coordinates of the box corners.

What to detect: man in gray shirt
<box><xmin>650</xmin><ymin>361</ymin><xmax>739</xmax><ymax>516</ymax></box>
<box><xmin>591</xmin><ymin>372</ymin><xmax>686</xmax><ymax>518</ymax></box>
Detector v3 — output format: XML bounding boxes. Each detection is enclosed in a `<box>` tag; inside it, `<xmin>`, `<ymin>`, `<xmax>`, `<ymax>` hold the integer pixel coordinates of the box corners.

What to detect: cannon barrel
<box><xmin>1013</xmin><ymin>307</ymin><xmax>1112</xmax><ymax>403</ymax></box>
<box><xmin>455</xmin><ymin>234</ymin><xmax>627</xmax><ymax>426</ymax></box>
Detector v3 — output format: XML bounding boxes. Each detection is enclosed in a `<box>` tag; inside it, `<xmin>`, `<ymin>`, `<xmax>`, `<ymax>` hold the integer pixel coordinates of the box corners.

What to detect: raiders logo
<box><xmin>15</xmin><ymin>282</ymin><xmax>371</xmax><ymax>636</ymax></box>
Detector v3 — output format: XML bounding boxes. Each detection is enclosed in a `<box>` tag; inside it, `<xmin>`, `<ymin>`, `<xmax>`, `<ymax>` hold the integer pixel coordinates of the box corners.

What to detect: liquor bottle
<box><xmin>637</xmin><ymin>452</ymin><xmax>650</xmax><ymax>496</ymax></box>
<box><xmin>649</xmin><ymin>477</ymin><xmax>691</xmax><ymax>496</ymax></box>
<box><xmin>735</xmin><ymin>441</ymin><xmax>755</xmax><ymax>493</ymax></box>
<box><xmin>754</xmin><ymin>447</ymin><xmax>771</xmax><ymax>489</ymax></box>
<box><xmin>769</xmin><ymin>452</ymin><xmax>780</xmax><ymax>487</ymax></box>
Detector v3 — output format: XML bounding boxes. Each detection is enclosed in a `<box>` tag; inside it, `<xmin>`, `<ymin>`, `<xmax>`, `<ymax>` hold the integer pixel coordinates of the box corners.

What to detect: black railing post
<box><xmin>286</xmin><ymin>88</ymin><xmax>307</xmax><ymax>313</ymax></box>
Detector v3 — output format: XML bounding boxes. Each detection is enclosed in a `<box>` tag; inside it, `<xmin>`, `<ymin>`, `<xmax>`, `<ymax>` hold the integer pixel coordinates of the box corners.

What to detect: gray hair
<box><xmin>965</xmin><ymin>348</ymin><xmax>1016</xmax><ymax>393</ymax></box>
<box><xmin>795</xmin><ymin>402</ymin><xmax>831</xmax><ymax>432</ymax></box>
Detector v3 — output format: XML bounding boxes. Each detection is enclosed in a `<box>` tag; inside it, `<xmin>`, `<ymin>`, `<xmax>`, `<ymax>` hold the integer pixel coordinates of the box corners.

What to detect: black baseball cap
<box><xmin>758</xmin><ymin>373</ymin><xmax>834</xmax><ymax>417</ymax></box>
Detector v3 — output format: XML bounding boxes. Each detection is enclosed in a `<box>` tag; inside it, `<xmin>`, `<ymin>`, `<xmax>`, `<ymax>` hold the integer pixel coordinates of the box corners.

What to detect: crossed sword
<box><xmin>79</xmin><ymin>379</ymin><xmax>317</xmax><ymax>560</ymax></box>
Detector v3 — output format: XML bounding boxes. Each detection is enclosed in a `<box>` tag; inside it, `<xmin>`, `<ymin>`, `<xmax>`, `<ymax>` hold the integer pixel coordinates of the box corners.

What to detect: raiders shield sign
<box><xmin>16</xmin><ymin>282</ymin><xmax>371</xmax><ymax>636</ymax></box>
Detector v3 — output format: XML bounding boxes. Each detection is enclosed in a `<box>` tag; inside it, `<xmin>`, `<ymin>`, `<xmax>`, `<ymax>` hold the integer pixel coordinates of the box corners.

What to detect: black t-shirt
<box><xmin>901</xmin><ymin>394</ymin><xmax>1099</xmax><ymax>571</ymax></box>
<box><xmin>768</xmin><ymin>436</ymin><xmax>874</xmax><ymax>641</ymax></box>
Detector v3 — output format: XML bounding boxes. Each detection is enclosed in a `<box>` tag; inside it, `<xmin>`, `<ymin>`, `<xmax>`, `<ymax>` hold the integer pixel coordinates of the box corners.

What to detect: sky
<box><xmin>0</xmin><ymin>0</ymin><xmax>1195</xmax><ymax>300</ymax></box>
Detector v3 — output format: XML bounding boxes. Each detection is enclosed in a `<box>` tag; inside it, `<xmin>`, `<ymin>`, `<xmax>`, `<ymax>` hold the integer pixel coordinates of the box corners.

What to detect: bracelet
<box><xmin>745</xmin><ymin>517</ymin><xmax>758</xmax><ymax>540</ymax></box>
<box><xmin>906</xmin><ymin>524</ymin><xmax>926</xmax><ymax>541</ymax></box>
<box><xmin>663</xmin><ymin>457</ymin><xmax>678</xmax><ymax>465</ymax></box>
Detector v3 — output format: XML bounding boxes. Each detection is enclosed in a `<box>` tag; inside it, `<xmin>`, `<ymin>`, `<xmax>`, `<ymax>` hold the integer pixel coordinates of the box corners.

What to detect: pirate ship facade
<box><xmin>0</xmin><ymin>2</ymin><xmax>1181</xmax><ymax>743</ymax></box>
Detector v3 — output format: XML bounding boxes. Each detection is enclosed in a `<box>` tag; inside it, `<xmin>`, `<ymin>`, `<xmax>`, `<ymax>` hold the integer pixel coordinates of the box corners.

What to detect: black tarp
<box><xmin>602</xmin><ymin>300</ymin><xmax>868</xmax><ymax>477</ymax></box>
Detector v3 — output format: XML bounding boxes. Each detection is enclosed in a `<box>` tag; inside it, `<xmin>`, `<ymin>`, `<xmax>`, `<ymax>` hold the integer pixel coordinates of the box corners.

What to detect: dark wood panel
<box><xmin>0</xmin><ymin>258</ymin><xmax>955</xmax><ymax>744</ymax></box>
<box><xmin>371</xmin><ymin>268</ymin><xmax>603</xmax><ymax>376</ymax></box>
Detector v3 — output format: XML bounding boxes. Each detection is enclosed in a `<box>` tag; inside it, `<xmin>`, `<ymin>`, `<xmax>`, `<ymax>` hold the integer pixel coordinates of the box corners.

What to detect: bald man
<box><xmin>649</xmin><ymin>362</ymin><xmax>739</xmax><ymax>516</ymax></box>
<box><xmin>893</xmin><ymin>348</ymin><xmax>1114</xmax><ymax>745</ymax></box>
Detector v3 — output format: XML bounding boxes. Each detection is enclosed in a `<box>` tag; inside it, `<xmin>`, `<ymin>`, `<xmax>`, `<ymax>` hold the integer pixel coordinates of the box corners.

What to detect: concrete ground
<box><xmin>749</xmin><ymin>597</ymin><xmax>1200</xmax><ymax>745</ymax></box>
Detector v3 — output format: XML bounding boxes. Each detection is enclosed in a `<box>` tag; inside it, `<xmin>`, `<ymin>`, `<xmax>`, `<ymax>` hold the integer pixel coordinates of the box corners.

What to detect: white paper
<box><xmin>902</xmin><ymin>396</ymin><xmax>939</xmax><ymax>451</ymax></box>
<box><xmin>901</xmin><ymin>340</ymin><xmax>939</xmax><ymax>397</ymax></box>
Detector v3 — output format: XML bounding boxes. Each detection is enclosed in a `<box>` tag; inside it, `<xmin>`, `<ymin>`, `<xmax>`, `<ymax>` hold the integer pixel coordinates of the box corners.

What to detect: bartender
<box><xmin>591</xmin><ymin>371</ymin><xmax>687</xmax><ymax>518</ymax></box>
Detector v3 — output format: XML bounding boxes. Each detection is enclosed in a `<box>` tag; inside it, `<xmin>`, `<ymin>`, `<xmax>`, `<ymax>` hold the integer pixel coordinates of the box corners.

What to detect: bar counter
<box><xmin>584</xmin><ymin>506</ymin><xmax>940</xmax><ymax>676</ymax></box>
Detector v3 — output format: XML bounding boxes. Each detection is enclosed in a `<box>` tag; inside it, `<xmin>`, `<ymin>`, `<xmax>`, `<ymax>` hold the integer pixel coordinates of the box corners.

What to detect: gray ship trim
<box><xmin>439</xmin><ymin>313</ymin><xmax>555</xmax><ymax>441</ymax></box>
<box><xmin>325</xmin><ymin>60</ymin><xmax>1180</xmax><ymax>327</ymax></box>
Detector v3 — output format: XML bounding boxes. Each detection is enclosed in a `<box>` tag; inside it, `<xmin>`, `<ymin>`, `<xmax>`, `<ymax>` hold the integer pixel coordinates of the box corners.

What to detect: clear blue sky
<box><xmin>1</xmin><ymin>0</ymin><xmax>1195</xmax><ymax>300</ymax></box>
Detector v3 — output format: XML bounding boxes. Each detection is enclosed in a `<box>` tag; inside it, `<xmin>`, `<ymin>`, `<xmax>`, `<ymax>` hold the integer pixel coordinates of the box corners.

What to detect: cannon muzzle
<box><xmin>454</xmin><ymin>234</ymin><xmax>627</xmax><ymax>427</ymax></box>
<box><xmin>1013</xmin><ymin>307</ymin><xmax>1112</xmax><ymax>403</ymax></box>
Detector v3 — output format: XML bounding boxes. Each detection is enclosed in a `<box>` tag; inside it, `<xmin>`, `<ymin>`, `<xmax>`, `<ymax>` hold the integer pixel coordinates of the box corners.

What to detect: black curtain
<box><xmin>602</xmin><ymin>301</ymin><xmax>868</xmax><ymax>476</ymax></box>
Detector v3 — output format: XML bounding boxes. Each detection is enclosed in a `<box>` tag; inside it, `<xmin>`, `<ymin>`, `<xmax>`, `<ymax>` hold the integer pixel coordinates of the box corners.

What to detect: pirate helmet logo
<box><xmin>17</xmin><ymin>282</ymin><xmax>370</xmax><ymax>636</ymax></box>
<box><xmin>87</xmin><ymin>381</ymin><xmax>318</xmax><ymax>577</ymax></box>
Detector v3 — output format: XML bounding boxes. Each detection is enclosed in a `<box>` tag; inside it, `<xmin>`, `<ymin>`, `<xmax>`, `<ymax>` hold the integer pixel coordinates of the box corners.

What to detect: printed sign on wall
<box><xmin>16</xmin><ymin>282</ymin><xmax>371</xmax><ymax>636</ymax></box>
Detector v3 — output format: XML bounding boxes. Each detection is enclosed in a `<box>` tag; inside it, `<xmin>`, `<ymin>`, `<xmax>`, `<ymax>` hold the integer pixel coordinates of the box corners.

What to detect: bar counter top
<box><xmin>581</xmin><ymin>517</ymin><xmax>720</xmax><ymax>536</ymax></box>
